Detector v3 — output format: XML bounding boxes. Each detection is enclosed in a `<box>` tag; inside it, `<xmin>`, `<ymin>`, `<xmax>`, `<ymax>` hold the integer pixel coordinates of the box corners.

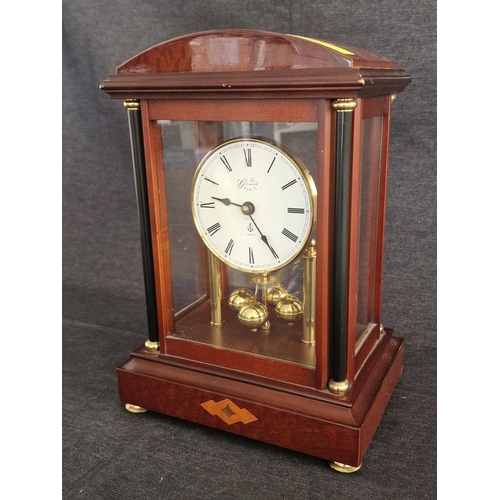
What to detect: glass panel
<box><xmin>160</xmin><ymin>120</ymin><xmax>318</xmax><ymax>367</ymax></box>
<box><xmin>356</xmin><ymin>116</ymin><xmax>383</xmax><ymax>342</ymax></box>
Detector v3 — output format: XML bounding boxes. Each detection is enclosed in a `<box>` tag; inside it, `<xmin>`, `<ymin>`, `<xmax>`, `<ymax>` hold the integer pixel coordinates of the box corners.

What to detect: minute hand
<box><xmin>248</xmin><ymin>215</ymin><xmax>279</xmax><ymax>259</ymax></box>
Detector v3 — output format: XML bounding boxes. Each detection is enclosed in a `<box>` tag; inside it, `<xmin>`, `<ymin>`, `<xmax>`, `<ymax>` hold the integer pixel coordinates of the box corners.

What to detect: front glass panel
<box><xmin>356</xmin><ymin>115</ymin><xmax>383</xmax><ymax>343</ymax></box>
<box><xmin>160</xmin><ymin>119</ymin><xmax>318</xmax><ymax>369</ymax></box>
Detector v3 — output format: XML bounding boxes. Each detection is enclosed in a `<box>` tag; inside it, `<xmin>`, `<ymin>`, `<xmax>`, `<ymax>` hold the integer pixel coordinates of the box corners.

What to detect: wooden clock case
<box><xmin>100</xmin><ymin>30</ymin><xmax>410</xmax><ymax>470</ymax></box>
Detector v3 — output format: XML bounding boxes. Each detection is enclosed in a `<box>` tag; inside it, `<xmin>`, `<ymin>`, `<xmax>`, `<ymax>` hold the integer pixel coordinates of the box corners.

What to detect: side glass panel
<box><xmin>356</xmin><ymin>115</ymin><xmax>383</xmax><ymax>343</ymax></box>
<box><xmin>160</xmin><ymin>120</ymin><xmax>318</xmax><ymax>368</ymax></box>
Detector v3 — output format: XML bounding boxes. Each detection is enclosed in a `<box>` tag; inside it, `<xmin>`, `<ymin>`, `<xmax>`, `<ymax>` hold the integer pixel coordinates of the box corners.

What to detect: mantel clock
<box><xmin>100</xmin><ymin>30</ymin><xmax>411</xmax><ymax>472</ymax></box>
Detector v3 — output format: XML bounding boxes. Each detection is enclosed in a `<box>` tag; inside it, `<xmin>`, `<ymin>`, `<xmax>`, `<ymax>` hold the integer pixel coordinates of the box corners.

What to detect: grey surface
<box><xmin>62</xmin><ymin>1</ymin><xmax>436</xmax><ymax>498</ymax></box>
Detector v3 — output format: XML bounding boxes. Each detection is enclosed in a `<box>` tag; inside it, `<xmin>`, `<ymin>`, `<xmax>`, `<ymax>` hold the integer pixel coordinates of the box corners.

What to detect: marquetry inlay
<box><xmin>201</xmin><ymin>398</ymin><xmax>257</xmax><ymax>425</ymax></box>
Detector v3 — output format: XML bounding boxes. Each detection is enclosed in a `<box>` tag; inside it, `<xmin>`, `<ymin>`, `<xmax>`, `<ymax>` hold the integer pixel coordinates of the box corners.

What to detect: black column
<box><xmin>126</xmin><ymin>102</ymin><xmax>159</xmax><ymax>343</ymax></box>
<box><xmin>330</xmin><ymin>104</ymin><xmax>354</xmax><ymax>383</ymax></box>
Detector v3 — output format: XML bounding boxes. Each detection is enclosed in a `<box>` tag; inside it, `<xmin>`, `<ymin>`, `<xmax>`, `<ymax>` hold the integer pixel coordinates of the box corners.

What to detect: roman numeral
<box><xmin>200</xmin><ymin>202</ymin><xmax>215</xmax><ymax>209</ymax></box>
<box><xmin>220</xmin><ymin>155</ymin><xmax>232</xmax><ymax>172</ymax></box>
<box><xmin>249</xmin><ymin>247</ymin><xmax>254</xmax><ymax>264</ymax></box>
<box><xmin>204</xmin><ymin>177</ymin><xmax>219</xmax><ymax>186</ymax></box>
<box><xmin>244</xmin><ymin>148</ymin><xmax>252</xmax><ymax>167</ymax></box>
<box><xmin>225</xmin><ymin>239</ymin><xmax>235</xmax><ymax>255</ymax></box>
<box><xmin>282</xmin><ymin>228</ymin><xmax>298</xmax><ymax>242</ymax></box>
<box><xmin>207</xmin><ymin>222</ymin><xmax>221</xmax><ymax>236</ymax></box>
<box><xmin>287</xmin><ymin>207</ymin><xmax>305</xmax><ymax>214</ymax></box>
<box><xmin>267</xmin><ymin>157</ymin><xmax>276</xmax><ymax>173</ymax></box>
<box><xmin>281</xmin><ymin>179</ymin><xmax>297</xmax><ymax>190</ymax></box>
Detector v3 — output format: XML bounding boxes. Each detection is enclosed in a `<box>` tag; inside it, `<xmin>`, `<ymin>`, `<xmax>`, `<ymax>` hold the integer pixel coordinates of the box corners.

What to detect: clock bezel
<box><xmin>190</xmin><ymin>136</ymin><xmax>317</xmax><ymax>274</ymax></box>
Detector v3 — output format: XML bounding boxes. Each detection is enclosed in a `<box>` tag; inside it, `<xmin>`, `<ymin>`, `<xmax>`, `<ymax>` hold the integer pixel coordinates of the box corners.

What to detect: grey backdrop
<box><xmin>62</xmin><ymin>1</ymin><xmax>436</xmax><ymax>498</ymax></box>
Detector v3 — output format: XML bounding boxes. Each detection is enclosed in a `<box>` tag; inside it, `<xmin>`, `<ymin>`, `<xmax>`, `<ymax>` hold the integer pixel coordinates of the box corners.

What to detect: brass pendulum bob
<box><xmin>236</xmin><ymin>274</ymin><xmax>271</xmax><ymax>331</ymax></box>
<box><xmin>275</xmin><ymin>295</ymin><xmax>303</xmax><ymax>325</ymax></box>
<box><xmin>228</xmin><ymin>287</ymin><xmax>254</xmax><ymax>312</ymax></box>
<box><xmin>266</xmin><ymin>281</ymin><xmax>288</xmax><ymax>306</ymax></box>
<box><xmin>238</xmin><ymin>301</ymin><xmax>269</xmax><ymax>332</ymax></box>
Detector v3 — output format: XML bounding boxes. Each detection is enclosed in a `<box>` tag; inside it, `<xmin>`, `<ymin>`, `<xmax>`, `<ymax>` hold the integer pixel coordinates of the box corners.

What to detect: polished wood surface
<box><xmin>117</xmin><ymin>332</ymin><xmax>403</xmax><ymax>467</ymax></box>
<box><xmin>167</xmin><ymin>299</ymin><xmax>316</xmax><ymax>386</ymax></box>
<box><xmin>141</xmin><ymin>104</ymin><xmax>173</xmax><ymax>347</ymax></box>
<box><xmin>101</xmin><ymin>68</ymin><xmax>410</xmax><ymax>100</ymax></box>
<box><xmin>116</xmin><ymin>30</ymin><xmax>398</xmax><ymax>74</ymax></box>
<box><xmin>147</xmin><ymin>99</ymin><xmax>318</xmax><ymax>122</ymax></box>
<box><xmin>314</xmin><ymin>99</ymin><xmax>334</xmax><ymax>389</ymax></box>
<box><xmin>100</xmin><ymin>30</ymin><xmax>410</xmax><ymax>100</ymax></box>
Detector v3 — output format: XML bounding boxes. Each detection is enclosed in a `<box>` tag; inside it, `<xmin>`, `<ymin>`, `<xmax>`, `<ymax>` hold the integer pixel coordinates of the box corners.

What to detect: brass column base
<box><xmin>144</xmin><ymin>340</ymin><xmax>160</xmax><ymax>351</ymax></box>
<box><xmin>125</xmin><ymin>403</ymin><xmax>148</xmax><ymax>414</ymax></box>
<box><xmin>329</xmin><ymin>461</ymin><xmax>362</xmax><ymax>473</ymax></box>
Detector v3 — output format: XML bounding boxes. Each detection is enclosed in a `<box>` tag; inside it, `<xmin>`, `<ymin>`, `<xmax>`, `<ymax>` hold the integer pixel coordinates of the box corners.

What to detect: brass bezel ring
<box><xmin>190</xmin><ymin>137</ymin><xmax>317</xmax><ymax>274</ymax></box>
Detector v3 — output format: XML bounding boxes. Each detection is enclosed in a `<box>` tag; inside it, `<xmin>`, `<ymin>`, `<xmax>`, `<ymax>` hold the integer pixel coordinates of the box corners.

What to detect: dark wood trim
<box><xmin>314</xmin><ymin>99</ymin><xmax>334</xmax><ymax>389</ymax></box>
<box><xmin>141</xmin><ymin>102</ymin><xmax>175</xmax><ymax>348</ymax></box>
<box><xmin>165</xmin><ymin>336</ymin><xmax>315</xmax><ymax>386</ymax></box>
<box><xmin>346</xmin><ymin>100</ymin><xmax>362</xmax><ymax>381</ymax></box>
<box><xmin>357</xmin><ymin>69</ymin><xmax>411</xmax><ymax>97</ymax></box>
<box><xmin>130</xmin><ymin>323</ymin><xmax>396</xmax><ymax>408</ymax></box>
<box><xmin>351</xmin><ymin>96</ymin><xmax>391</xmax><ymax>374</ymax></box>
<box><xmin>354</xmin><ymin>324</ymin><xmax>380</xmax><ymax>375</ymax></box>
<box><xmin>374</xmin><ymin>97</ymin><xmax>392</xmax><ymax>323</ymax></box>
<box><xmin>148</xmin><ymin>99</ymin><xmax>318</xmax><ymax>122</ymax></box>
<box><xmin>361</xmin><ymin>95</ymin><xmax>390</xmax><ymax>119</ymax></box>
<box><xmin>101</xmin><ymin>68</ymin><xmax>410</xmax><ymax>101</ymax></box>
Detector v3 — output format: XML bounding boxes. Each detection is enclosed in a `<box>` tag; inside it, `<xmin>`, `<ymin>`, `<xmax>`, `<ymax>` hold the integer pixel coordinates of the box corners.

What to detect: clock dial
<box><xmin>192</xmin><ymin>138</ymin><xmax>315</xmax><ymax>273</ymax></box>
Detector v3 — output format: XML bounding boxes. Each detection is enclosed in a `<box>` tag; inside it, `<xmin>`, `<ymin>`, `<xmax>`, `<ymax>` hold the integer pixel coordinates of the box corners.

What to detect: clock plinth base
<box><xmin>117</xmin><ymin>332</ymin><xmax>403</xmax><ymax>468</ymax></box>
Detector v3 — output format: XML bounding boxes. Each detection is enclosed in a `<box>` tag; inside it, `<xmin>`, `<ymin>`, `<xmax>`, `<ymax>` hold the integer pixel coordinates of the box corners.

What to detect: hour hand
<box><xmin>211</xmin><ymin>196</ymin><xmax>242</xmax><ymax>207</ymax></box>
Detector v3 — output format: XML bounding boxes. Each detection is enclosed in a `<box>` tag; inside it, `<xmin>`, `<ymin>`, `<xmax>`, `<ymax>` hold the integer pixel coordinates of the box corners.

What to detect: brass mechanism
<box><xmin>302</xmin><ymin>240</ymin><xmax>316</xmax><ymax>344</ymax></box>
<box><xmin>227</xmin><ymin>244</ymin><xmax>319</xmax><ymax>336</ymax></box>
<box><xmin>208</xmin><ymin>252</ymin><xmax>223</xmax><ymax>326</ymax></box>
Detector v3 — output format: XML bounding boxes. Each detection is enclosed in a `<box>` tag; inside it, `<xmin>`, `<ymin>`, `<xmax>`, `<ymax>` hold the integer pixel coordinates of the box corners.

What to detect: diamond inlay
<box><xmin>201</xmin><ymin>398</ymin><xmax>257</xmax><ymax>425</ymax></box>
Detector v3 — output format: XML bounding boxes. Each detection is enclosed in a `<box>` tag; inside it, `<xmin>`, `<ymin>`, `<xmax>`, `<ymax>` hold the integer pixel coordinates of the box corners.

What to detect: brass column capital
<box><xmin>124</xmin><ymin>99</ymin><xmax>140</xmax><ymax>110</ymax></box>
<box><xmin>332</xmin><ymin>98</ymin><xmax>357</xmax><ymax>112</ymax></box>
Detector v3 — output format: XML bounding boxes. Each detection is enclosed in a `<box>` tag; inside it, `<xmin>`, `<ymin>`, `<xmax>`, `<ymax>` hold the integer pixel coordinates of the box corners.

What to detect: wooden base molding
<box><xmin>117</xmin><ymin>333</ymin><xmax>403</xmax><ymax>468</ymax></box>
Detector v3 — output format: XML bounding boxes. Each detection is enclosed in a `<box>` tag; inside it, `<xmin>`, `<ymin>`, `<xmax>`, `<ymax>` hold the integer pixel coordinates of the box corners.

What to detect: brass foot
<box><xmin>329</xmin><ymin>461</ymin><xmax>362</xmax><ymax>473</ymax></box>
<box><xmin>125</xmin><ymin>403</ymin><xmax>148</xmax><ymax>414</ymax></box>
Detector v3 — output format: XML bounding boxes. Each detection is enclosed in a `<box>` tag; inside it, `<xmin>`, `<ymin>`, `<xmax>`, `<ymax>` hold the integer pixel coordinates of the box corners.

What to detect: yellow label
<box><xmin>288</xmin><ymin>35</ymin><xmax>355</xmax><ymax>56</ymax></box>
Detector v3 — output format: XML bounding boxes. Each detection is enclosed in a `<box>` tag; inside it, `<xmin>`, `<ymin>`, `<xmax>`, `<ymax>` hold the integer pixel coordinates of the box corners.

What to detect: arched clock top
<box><xmin>100</xmin><ymin>30</ymin><xmax>410</xmax><ymax>99</ymax></box>
<box><xmin>116</xmin><ymin>30</ymin><xmax>398</xmax><ymax>75</ymax></box>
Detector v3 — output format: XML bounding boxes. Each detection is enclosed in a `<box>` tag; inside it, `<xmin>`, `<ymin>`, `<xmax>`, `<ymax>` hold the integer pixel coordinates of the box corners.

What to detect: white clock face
<box><xmin>191</xmin><ymin>138</ymin><xmax>315</xmax><ymax>273</ymax></box>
